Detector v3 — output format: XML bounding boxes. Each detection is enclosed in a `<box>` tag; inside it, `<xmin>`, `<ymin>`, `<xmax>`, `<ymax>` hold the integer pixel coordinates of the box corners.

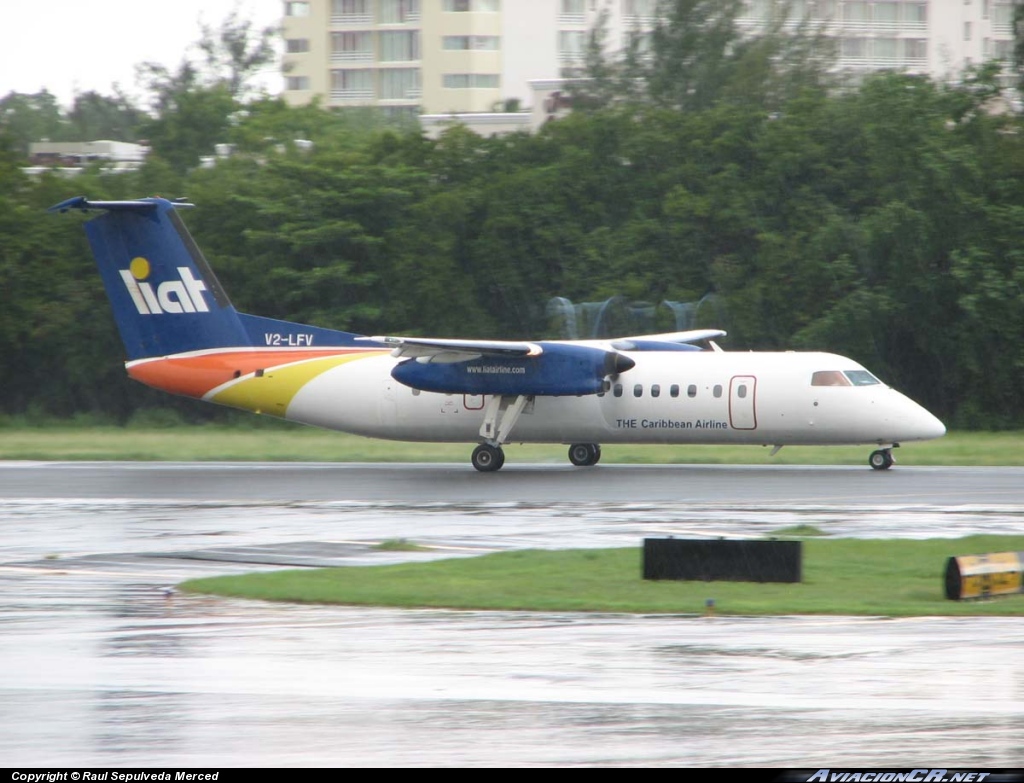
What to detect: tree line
<box><xmin>1</xmin><ymin>2</ymin><xmax>1023</xmax><ymax>428</ymax></box>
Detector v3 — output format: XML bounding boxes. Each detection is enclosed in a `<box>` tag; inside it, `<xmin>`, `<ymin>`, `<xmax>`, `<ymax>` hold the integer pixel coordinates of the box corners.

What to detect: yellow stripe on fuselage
<box><xmin>208</xmin><ymin>352</ymin><xmax>377</xmax><ymax>416</ymax></box>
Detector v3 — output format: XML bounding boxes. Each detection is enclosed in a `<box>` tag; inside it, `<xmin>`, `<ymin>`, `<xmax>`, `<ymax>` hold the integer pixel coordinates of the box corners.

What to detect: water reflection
<box><xmin>1</xmin><ymin>495</ymin><xmax>1023</xmax><ymax>766</ymax></box>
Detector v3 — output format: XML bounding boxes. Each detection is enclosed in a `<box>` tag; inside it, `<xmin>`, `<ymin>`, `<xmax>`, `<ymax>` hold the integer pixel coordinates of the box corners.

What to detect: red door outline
<box><xmin>729</xmin><ymin>375</ymin><xmax>757</xmax><ymax>430</ymax></box>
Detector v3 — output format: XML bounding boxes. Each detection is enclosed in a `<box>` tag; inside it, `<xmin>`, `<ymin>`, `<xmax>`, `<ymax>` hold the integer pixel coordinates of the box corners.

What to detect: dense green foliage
<box><xmin>180</xmin><ymin>536</ymin><xmax>1024</xmax><ymax>616</ymax></box>
<box><xmin>2</xmin><ymin>3</ymin><xmax>1023</xmax><ymax>427</ymax></box>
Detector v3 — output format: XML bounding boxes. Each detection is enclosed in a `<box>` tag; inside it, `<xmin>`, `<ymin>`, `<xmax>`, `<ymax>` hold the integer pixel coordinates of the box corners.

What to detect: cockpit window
<box><xmin>811</xmin><ymin>370</ymin><xmax>851</xmax><ymax>387</ymax></box>
<box><xmin>844</xmin><ymin>370</ymin><xmax>880</xmax><ymax>386</ymax></box>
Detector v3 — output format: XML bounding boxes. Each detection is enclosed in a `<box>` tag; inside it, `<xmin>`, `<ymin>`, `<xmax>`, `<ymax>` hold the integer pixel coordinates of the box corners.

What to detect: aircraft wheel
<box><xmin>472</xmin><ymin>444</ymin><xmax>505</xmax><ymax>472</ymax></box>
<box><xmin>568</xmin><ymin>443</ymin><xmax>601</xmax><ymax>467</ymax></box>
<box><xmin>869</xmin><ymin>449</ymin><xmax>894</xmax><ymax>470</ymax></box>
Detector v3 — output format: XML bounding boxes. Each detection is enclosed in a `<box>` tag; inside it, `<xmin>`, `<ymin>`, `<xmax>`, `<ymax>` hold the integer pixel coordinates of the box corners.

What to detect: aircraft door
<box><xmin>729</xmin><ymin>375</ymin><xmax>757</xmax><ymax>430</ymax></box>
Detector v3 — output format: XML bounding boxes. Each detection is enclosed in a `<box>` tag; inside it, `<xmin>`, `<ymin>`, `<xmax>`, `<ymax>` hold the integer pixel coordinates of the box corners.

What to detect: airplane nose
<box><xmin>907</xmin><ymin>403</ymin><xmax>946</xmax><ymax>441</ymax></box>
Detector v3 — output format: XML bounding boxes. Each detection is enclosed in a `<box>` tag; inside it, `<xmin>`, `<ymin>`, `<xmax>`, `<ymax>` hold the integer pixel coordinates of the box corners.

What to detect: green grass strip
<box><xmin>180</xmin><ymin>535</ymin><xmax>1024</xmax><ymax>616</ymax></box>
<box><xmin>3</xmin><ymin>426</ymin><xmax>1024</xmax><ymax>465</ymax></box>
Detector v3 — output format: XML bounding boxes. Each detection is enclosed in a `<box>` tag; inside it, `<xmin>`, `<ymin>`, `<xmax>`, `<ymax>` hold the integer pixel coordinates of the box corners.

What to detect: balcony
<box><xmin>331</xmin><ymin>50</ymin><xmax>375</xmax><ymax>62</ymax></box>
<box><xmin>331</xmin><ymin>88</ymin><xmax>375</xmax><ymax>101</ymax></box>
<box><xmin>331</xmin><ymin>13</ymin><xmax>372</xmax><ymax>26</ymax></box>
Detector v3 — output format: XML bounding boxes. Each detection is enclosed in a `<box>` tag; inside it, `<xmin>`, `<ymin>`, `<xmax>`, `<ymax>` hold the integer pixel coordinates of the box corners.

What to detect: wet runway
<box><xmin>2</xmin><ymin>462</ymin><xmax>1024</xmax><ymax>767</ymax></box>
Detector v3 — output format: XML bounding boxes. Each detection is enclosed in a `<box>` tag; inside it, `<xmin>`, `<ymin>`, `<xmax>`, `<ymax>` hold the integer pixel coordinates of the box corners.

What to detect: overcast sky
<box><xmin>0</xmin><ymin>0</ymin><xmax>283</xmax><ymax>108</ymax></box>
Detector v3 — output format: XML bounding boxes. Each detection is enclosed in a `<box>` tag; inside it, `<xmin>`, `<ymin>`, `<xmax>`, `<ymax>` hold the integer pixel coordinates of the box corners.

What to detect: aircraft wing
<box><xmin>358</xmin><ymin>335</ymin><xmax>543</xmax><ymax>364</ymax></box>
<box><xmin>608</xmin><ymin>329</ymin><xmax>727</xmax><ymax>351</ymax></box>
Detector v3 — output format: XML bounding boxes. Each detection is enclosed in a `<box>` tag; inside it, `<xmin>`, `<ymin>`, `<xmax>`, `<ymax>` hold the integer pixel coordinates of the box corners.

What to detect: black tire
<box><xmin>568</xmin><ymin>443</ymin><xmax>601</xmax><ymax>467</ymax></box>
<box><xmin>869</xmin><ymin>449</ymin><xmax>893</xmax><ymax>470</ymax></box>
<box><xmin>472</xmin><ymin>444</ymin><xmax>504</xmax><ymax>472</ymax></box>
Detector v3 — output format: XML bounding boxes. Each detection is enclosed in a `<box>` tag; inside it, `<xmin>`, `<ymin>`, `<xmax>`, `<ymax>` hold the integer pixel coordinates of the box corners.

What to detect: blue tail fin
<box><xmin>51</xmin><ymin>197</ymin><xmax>251</xmax><ymax>360</ymax></box>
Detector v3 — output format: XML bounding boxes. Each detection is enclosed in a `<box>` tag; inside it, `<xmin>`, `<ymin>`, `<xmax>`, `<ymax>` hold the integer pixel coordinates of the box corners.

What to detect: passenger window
<box><xmin>651</xmin><ymin>384</ymin><xmax>661</xmax><ymax>398</ymax></box>
<box><xmin>737</xmin><ymin>384</ymin><xmax>747</xmax><ymax>399</ymax></box>
<box><xmin>687</xmin><ymin>385</ymin><xmax>697</xmax><ymax>398</ymax></box>
<box><xmin>634</xmin><ymin>384</ymin><xmax>643</xmax><ymax>398</ymax></box>
<box><xmin>812</xmin><ymin>371</ymin><xmax>852</xmax><ymax>387</ymax></box>
<box><xmin>713</xmin><ymin>384</ymin><xmax>723</xmax><ymax>398</ymax></box>
<box><xmin>411</xmin><ymin>388</ymin><xmax>420</xmax><ymax>396</ymax></box>
<box><xmin>670</xmin><ymin>384</ymin><xmax>679</xmax><ymax>398</ymax></box>
<box><xmin>614</xmin><ymin>383</ymin><xmax>623</xmax><ymax>398</ymax></box>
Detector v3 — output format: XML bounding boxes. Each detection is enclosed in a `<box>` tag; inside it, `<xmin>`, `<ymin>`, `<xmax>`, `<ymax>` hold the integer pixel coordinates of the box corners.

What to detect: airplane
<box><xmin>51</xmin><ymin>195</ymin><xmax>946</xmax><ymax>472</ymax></box>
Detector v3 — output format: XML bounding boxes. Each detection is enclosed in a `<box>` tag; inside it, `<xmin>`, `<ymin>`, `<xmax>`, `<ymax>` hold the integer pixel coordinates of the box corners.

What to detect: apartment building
<box><xmin>281</xmin><ymin>1</ymin><xmax>1019</xmax><ymax>119</ymax></box>
<box><xmin>591</xmin><ymin>0</ymin><xmax>1018</xmax><ymax>82</ymax></box>
<box><xmin>282</xmin><ymin>0</ymin><xmax>589</xmax><ymax>116</ymax></box>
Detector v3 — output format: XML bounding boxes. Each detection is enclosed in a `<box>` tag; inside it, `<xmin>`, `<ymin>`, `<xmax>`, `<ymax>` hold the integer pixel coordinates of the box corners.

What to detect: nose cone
<box><xmin>901</xmin><ymin>400</ymin><xmax>946</xmax><ymax>442</ymax></box>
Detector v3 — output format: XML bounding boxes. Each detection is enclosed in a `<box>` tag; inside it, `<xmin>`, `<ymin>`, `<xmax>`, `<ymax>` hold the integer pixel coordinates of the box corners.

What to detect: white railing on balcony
<box><xmin>558</xmin><ymin>13</ymin><xmax>584</xmax><ymax>26</ymax></box>
<box><xmin>331</xmin><ymin>51</ymin><xmax>375</xmax><ymax>62</ymax></box>
<box><xmin>331</xmin><ymin>88</ymin><xmax>375</xmax><ymax>101</ymax></box>
<box><xmin>331</xmin><ymin>13</ymin><xmax>372</xmax><ymax>26</ymax></box>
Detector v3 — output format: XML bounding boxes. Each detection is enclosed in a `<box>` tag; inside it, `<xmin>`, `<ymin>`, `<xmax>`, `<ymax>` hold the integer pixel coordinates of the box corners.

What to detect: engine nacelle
<box><xmin>391</xmin><ymin>342</ymin><xmax>635</xmax><ymax>396</ymax></box>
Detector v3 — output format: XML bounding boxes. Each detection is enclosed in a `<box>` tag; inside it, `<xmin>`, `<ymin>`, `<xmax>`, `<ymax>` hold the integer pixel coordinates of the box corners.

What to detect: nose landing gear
<box><xmin>869</xmin><ymin>448</ymin><xmax>896</xmax><ymax>470</ymax></box>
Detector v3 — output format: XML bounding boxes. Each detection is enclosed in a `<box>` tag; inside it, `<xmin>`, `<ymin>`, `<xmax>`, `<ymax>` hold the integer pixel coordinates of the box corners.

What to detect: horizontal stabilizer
<box><xmin>49</xmin><ymin>196</ymin><xmax>193</xmax><ymax>213</ymax></box>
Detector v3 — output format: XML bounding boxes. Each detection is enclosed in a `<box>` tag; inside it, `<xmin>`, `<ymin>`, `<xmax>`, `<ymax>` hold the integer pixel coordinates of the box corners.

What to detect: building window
<box><xmin>443</xmin><ymin>73</ymin><xmax>500</xmax><ymax>88</ymax></box>
<box><xmin>873</xmin><ymin>37</ymin><xmax>898</xmax><ymax>62</ymax></box>
<box><xmin>332</xmin><ymin>32</ymin><xmax>373</xmax><ymax>54</ymax></box>
<box><xmin>286</xmin><ymin>38</ymin><xmax>310</xmax><ymax>54</ymax></box>
<box><xmin>904</xmin><ymin>39</ymin><xmax>927</xmax><ymax>61</ymax></box>
<box><xmin>380</xmin><ymin>68</ymin><xmax>420</xmax><ymax>99</ymax></box>
<box><xmin>905</xmin><ymin>3</ymin><xmax>927</xmax><ymax>24</ymax></box>
<box><xmin>964</xmin><ymin>21</ymin><xmax>972</xmax><ymax>41</ymax></box>
<box><xmin>841</xmin><ymin>37</ymin><xmax>868</xmax><ymax>59</ymax></box>
<box><xmin>379</xmin><ymin>30</ymin><xmax>420</xmax><ymax>61</ymax></box>
<box><xmin>333</xmin><ymin>0</ymin><xmax>369</xmax><ymax>13</ymax></box>
<box><xmin>443</xmin><ymin>35</ymin><xmax>500</xmax><ymax>50</ymax></box>
<box><xmin>842</xmin><ymin>1</ymin><xmax>868</xmax><ymax>22</ymax></box>
<box><xmin>873</xmin><ymin>1</ymin><xmax>899</xmax><ymax>24</ymax></box>
<box><xmin>444</xmin><ymin>0</ymin><xmax>500</xmax><ymax>11</ymax></box>
<box><xmin>623</xmin><ymin>0</ymin><xmax>656</xmax><ymax>16</ymax></box>
<box><xmin>561</xmin><ymin>0</ymin><xmax>584</xmax><ymax>12</ymax></box>
<box><xmin>558</xmin><ymin>30</ymin><xmax>587</xmax><ymax>60</ymax></box>
<box><xmin>332</xmin><ymin>69</ymin><xmax>374</xmax><ymax>98</ymax></box>
<box><xmin>379</xmin><ymin>0</ymin><xmax>420</xmax><ymax>23</ymax></box>
<box><xmin>285</xmin><ymin>1</ymin><xmax>310</xmax><ymax>16</ymax></box>
<box><xmin>286</xmin><ymin>76</ymin><xmax>310</xmax><ymax>90</ymax></box>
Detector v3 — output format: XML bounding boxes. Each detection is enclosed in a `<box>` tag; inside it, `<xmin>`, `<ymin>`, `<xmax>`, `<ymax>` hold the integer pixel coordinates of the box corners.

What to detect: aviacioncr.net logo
<box><xmin>119</xmin><ymin>257</ymin><xmax>210</xmax><ymax>315</ymax></box>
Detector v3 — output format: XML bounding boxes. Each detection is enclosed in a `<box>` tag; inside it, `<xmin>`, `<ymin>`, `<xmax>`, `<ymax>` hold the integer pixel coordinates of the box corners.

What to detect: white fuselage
<box><xmin>282</xmin><ymin>349</ymin><xmax>946</xmax><ymax>447</ymax></box>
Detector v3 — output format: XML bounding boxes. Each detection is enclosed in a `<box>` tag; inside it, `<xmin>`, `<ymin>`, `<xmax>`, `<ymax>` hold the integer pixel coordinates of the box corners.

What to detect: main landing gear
<box><xmin>471</xmin><ymin>443</ymin><xmax>505</xmax><ymax>472</ymax></box>
<box><xmin>471</xmin><ymin>394</ymin><xmax>531</xmax><ymax>472</ymax></box>
<box><xmin>869</xmin><ymin>447</ymin><xmax>897</xmax><ymax>470</ymax></box>
<box><xmin>568</xmin><ymin>443</ymin><xmax>601</xmax><ymax>467</ymax></box>
<box><xmin>469</xmin><ymin>394</ymin><xmax>605</xmax><ymax>472</ymax></box>
<box><xmin>472</xmin><ymin>442</ymin><xmax>603</xmax><ymax>472</ymax></box>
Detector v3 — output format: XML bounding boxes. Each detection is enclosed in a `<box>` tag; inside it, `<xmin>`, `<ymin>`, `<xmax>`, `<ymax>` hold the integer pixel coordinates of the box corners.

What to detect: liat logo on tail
<box><xmin>119</xmin><ymin>257</ymin><xmax>211</xmax><ymax>315</ymax></box>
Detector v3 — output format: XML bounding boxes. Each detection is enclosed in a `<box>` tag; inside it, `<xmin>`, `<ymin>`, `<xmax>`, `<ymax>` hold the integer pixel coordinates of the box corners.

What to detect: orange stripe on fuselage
<box><xmin>127</xmin><ymin>349</ymin><xmax>378</xmax><ymax>399</ymax></box>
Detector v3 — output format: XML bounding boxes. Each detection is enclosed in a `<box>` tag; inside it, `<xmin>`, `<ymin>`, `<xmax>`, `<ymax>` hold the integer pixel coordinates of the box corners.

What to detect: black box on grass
<box><xmin>643</xmin><ymin>538</ymin><xmax>802</xmax><ymax>583</ymax></box>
